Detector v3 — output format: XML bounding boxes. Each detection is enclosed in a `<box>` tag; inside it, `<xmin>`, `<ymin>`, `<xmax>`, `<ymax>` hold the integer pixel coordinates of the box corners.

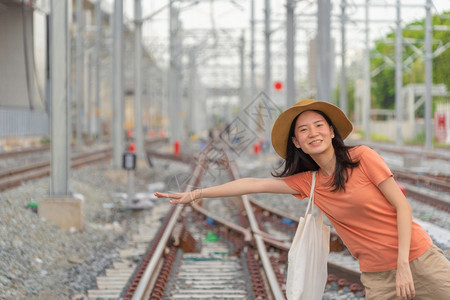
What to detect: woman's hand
<box><xmin>396</xmin><ymin>261</ymin><xmax>415</xmax><ymax>299</ymax></box>
<box><xmin>154</xmin><ymin>189</ymin><xmax>202</xmax><ymax>205</ymax></box>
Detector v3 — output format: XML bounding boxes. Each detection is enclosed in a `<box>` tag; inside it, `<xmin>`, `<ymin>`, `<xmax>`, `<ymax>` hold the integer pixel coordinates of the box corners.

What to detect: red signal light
<box><xmin>274</xmin><ymin>81</ymin><xmax>283</xmax><ymax>90</ymax></box>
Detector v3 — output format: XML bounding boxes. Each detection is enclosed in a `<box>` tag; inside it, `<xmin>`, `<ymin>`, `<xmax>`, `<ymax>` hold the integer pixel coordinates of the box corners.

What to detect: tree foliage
<box><xmin>370</xmin><ymin>11</ymin><xmax>450</xmax><ymax>112</ymax></box>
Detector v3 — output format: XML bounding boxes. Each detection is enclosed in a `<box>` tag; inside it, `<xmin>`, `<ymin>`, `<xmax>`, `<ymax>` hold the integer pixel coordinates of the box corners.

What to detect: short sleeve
<box><xmin>356</xmin><ymin>146</ymin><xmax>393</xmax><ymax>186</ymax></box>
<box><xmin>282</xmin><ymin>171</ymin><xmax>311</xmax><ymax>200</ymax></box>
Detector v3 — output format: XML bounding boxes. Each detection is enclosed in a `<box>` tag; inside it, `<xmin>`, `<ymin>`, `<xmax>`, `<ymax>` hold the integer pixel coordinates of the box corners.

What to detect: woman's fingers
<box><xmin>154</xmin><ymin>192</ymin><xmax>166</xmax><ymax>198</ymax></box>
<box><xmin>410</xmin><ymin>283</ymin><xmax>416</xmax><ymax>299</ymax></box>
<box><xmin>396</xmin><ymin>282</ymin><xmax>415</xmax><ymax>299</ymax></box>
<box><xmin>154</xmin><ymin>192</ymin><xmax>180</xmax><ymax>199</ymax></box>
<box><xmin>154</xmin><ymin>192</ymin><xmax>188</xmax><ymax>204</ymax></box>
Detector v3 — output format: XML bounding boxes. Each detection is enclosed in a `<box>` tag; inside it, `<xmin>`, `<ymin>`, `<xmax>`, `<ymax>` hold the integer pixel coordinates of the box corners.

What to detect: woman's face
<box><xmin>291</xmin><ymin>111</ymin><xmax>335</xmax><ymax>157</ymax></box>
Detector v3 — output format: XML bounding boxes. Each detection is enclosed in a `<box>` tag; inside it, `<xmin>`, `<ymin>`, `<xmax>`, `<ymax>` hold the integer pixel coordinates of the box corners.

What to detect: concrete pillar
<box><xmin>40</xmin><ymin>0</ymin><xmax>84</xmax><ymax>230</ymax></box>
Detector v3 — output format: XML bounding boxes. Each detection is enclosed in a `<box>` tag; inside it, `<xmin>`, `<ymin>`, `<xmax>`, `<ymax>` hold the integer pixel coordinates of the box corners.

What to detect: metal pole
<box><xmin>317</xmin><ymin>0</ymin><xmax>331</xmax><ymax>101</ymax></box>
<box><xmin>264</xmin><ymin>0</ymin><xmax>272</xmax><ymax>147</ymax></box>
<box><xmin>168</xmin><ymin>5</ymin><xmax>180</xmax><ymax>143</ymax></box>
<box><xmin>264</xmin><ymin>0</ymin><xmax>271</xmax><ymax>97</ymax></box>
<box><xmin>363</xmin><ymin>0</ymin><xmax>370</xmax><ymax>141</ymax></box>
<box><xmin>340</xmin><ymin>0</ymin><xmax>348</xmax><ymax>115</ymax></box>
<box><xmin>168</xmin><ymin>5</ymin><xmax>174</xmax><ymax>143</ymax></box>
<box><xmin>134</xmin><ymin>0</ymin><xmax>144</xmax><ymax>161</ymax></box>
<box><xmin>87</xmin><ymin>51</ymin><xmax>93</xmax><ymax>137</ymax></box>
<box><xmin>49</xmin><ymin>0</ymin><xmax>70</xmax><ymax>195</ymax></box>
<box><xmin>175</xmin><ymin>19</ymin><xmax>183</xmax><ymax>142</ymax></box>
<box><xmin>147</xmin><ymin>67</ymin><xmax>153</xmax><ymax>134</ymax></box>
<box><xmin>240</xmin><ymin>31</ymin><xmax>245</xmax><ymax>108</ymax></box>
<box><xmin>249</xmin><ymin>0</ymin><xmax>256</xmax><ymax>135</ymax></box>
<box><xmin>286</xmin><ymin>0</ymin><xmax>295</xmax><ymax>107</ymax></box>
<box><xmin>424</xmin><ymin>0</ymin><xmax>433</xmax><ymax>150</ymax></box>
<box><xmin>188</xmin><ymin>50</ymin><xmax>196</xmax><ymax>134</ymax></box>
<box><xmin>395</xmin><ymin>0</ymin><xmax>403</xmax><ymax>145</ymax></box>
<box><xmin>250</xmin><ymin>0</ymin><xmax>255</xmax><ymax>100</ymax></box>
<box><xmin>75</xmin><ymin>0</ymin><xmax>84</xmax><ymax>147</ymax></box>
<box><xmin>94</xmin><ymin>0</ymin><xmax>101</xmax><ymax>142</ymax></box>
<box><xmin>112</xmin><ymin>0</ymin><xmax>124</xmax><ymax>168</ymax></box>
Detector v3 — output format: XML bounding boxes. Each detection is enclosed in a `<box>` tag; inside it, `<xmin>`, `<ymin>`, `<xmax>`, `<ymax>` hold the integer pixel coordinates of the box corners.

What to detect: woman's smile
<box><xmin>309</xmin><ymin>139</ymin><xmax>323</xmax><ymax>146</ymax></box>
<box><xmin>291</xmin><ymin>111</ymin><xmax>335</xmax><ymax>157</ymax></box>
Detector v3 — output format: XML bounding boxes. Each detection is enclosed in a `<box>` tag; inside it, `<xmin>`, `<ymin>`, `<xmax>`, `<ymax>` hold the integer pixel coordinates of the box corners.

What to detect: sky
<box><xmin>121</xmin><ymin>1</ymin><xmax>449</xmax><ymax>55</ymax></box>
<box><xmin>127</xmin><ymin>0</ymin><xmax>450</xmax><ymax>39</ymax></box>
<box><xmin>121</xmin><ymin>0</ymin><xmax>449</xmax><ymax>82</ymax></box>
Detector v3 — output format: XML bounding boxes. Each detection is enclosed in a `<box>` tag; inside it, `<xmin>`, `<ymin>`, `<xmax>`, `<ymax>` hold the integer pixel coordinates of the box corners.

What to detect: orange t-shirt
<box><xmin>283</xmin><ymin>145</ymin><xmax>432</xmax><ymax>272</ymax></box>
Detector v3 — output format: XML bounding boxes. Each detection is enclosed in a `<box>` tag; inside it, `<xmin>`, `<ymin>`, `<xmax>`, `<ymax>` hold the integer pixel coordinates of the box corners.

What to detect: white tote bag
<box><xmin>286</xmin><ymin>171</ymin><xmax>330</xmax><ymax>300</ymax></box>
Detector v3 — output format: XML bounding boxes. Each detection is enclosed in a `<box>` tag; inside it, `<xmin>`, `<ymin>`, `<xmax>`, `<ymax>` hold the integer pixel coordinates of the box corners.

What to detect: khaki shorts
<box><xmin>361</xmin><ymin>244</ymin><xmax>450</xmax><ymax>300</ymax></box>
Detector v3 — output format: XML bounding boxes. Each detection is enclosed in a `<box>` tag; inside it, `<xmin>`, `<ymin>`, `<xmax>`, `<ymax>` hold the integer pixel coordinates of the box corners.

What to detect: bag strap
<box><xmin>304</xmin><ymin>171</ymin><xmax>324</xmax><ymax>221</ymax></box>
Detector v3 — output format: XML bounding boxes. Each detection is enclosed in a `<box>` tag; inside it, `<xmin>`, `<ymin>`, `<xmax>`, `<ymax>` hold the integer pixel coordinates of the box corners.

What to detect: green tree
<box><xmin>370</xmin><ymin>11</ymin><xmax>450</xmax><ymax>113</ymax></box>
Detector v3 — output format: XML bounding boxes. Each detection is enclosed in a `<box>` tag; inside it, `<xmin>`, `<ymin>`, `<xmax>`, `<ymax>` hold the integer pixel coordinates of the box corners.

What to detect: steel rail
<box><xmin>347</xmin><ymin>141</ymin><xmax>450</xmax><ymax>162</ymax></box>
<box><xmin>393</xmin><ymin>169</ymin><xmax>450</xmax><ymax>191</ymax></box>
<box><xmin>401</xmin><ymin>181</ymin><xmax>450</xmax><ymax>212</ymax></box>
<box><xmin>0</xmin><ymin>146</ymin><xmax>49</xmax><ymax>159</ymax></box>
<box><xmin>248</xmin><ymin>194</ymin><xmax>299</xmax><ymax>221</ymax></box>
<box><xmin>191</xmin><ymin>203</ymin><xmax>253</xmax><ymax>242</ymax></box>
<box><xmin>130</xmin><ymin>145</ymin><xmax>364</xmax><ymax>298</ymax></box>
<box><xmin>131</xmin><ymin>162</ymin><xmax>205</xmax><ymax>300</ymax></box>
<box><xmin>0</xmin><ymin>148</ymin><xmax>112</xmax><ymax>191</ymax></box>
<box><xmin>227</xmin><ymin>155</ymin><xmax>285</xmax><ymax>300</ymax></box>
<box><xmin>245</xmin><ymin>174</ymin><xmax>363</xmax><ymax>285</ymax></box>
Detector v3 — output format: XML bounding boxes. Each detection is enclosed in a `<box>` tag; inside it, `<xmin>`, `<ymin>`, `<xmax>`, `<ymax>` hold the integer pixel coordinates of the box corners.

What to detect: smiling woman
<box><xmin>155</xmin><ymin>99</ymin><xmax>450</xmax><ymax>300</ymax></box>
<box><xmin>271</xmin><ymin>100</ymin><xmax>358</xmax><ymax>192</ymax></box>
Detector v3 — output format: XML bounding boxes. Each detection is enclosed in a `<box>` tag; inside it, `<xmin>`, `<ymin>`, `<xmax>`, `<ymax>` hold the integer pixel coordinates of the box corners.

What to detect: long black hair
<box><xmin>272</xmin><ymin>110</ymin><xmax>359</xmax><ymax>192</ymax></box>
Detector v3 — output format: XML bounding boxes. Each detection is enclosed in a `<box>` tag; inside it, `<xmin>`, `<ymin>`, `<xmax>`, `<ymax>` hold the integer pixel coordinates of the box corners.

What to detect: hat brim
<box><xmin>271</xmin><ymin>99</ymin><xmax>353</xmax><ymax>159</ymax></box>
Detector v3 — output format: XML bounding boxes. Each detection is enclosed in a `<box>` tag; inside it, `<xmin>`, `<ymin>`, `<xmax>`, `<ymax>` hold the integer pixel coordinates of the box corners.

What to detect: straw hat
<box><xmin>271</xmin><ymin>99</ymin><xmax>353</xmax><ymax>159</ymax></box>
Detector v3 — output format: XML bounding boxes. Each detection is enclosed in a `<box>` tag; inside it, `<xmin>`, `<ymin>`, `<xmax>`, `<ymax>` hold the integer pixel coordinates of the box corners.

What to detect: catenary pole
<box><xmin>317</xmin><ymin>0</ymin><xmax>331</xmax><ymax>101</ymax></box>
<box><xmin>134</xmin><ymin>0</ymin><xmax>144</xmax><ymax>160</ymax></box>
<box><xmin>49</xmin><ymin>0</ymin><xmax>70</xmax><ymax>195</ymax></box>
<box><xmin>112</xmin><ymin>0</ymin><xmax>124</xmax><ymax>168</ymax></box>
<box><xmin>239</xmin><ymin>31</ymin><xmax>245</xmax><ymax>108</ymax></box>
<box><xmin>363</xmin><ymin>0</ymin><xmax>370</xmax><ymax>141</ymax></box>
<box><xmin>250</xmin><ymin>0</ymin><xmax>255</xmax><ymax>101</ymax></box>
<box><xmin>264</xmin><ymin>0</ymin><xmax>272</xmax><ymax>146</ymax></box>
<box><xmin>424</xmin><ymin>0</ymin><xmax>433</xmax><ymax>150</ymax></box>
<box><xmin>87</xmin><ymin>52</ymin><xmax>93</xmax><ymax>137</ymax></box>
<box><xmin>75</xmin><ymin>0</ymin><xmax>84</xmax><ymax>147</ymax></box>
<box><xmin>264</xmin><ymin>0</ymin><xmax>271</xmax><ymax>97</ymax></box>
<box><xmin>340</xmin><ymin>0</ymin><xmax>348</xmax><ymax>115</ymax></box>
<box><xmin>395</xmin><ymin>0</ymin><xmax>403</xmax><ymax>145</ymax></box>
<box><xmin>168</xmin><ymin>5</ymin><xmax>181</xmax><ymax>143</ymax></box>
<box><xmin>94</xmin><ymin>0</ymin><xmax>101</xmax><ymax>142</ymax></box>
<box><xmin>188</xmin><ymin>50</ymin><xmax>196</xmax><ymax>134</ymax></box>
<box><xmin>286</xmin><ymin>0</ymin><xmax>295</xmax><ymax>107</ymax></box>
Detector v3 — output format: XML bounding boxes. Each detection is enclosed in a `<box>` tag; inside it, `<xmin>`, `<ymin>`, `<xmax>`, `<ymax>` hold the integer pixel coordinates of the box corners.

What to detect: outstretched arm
<box><xmin>154</xmin><ymin>177</ymin><xmax>299</xmax><ymax>205</ymax></box>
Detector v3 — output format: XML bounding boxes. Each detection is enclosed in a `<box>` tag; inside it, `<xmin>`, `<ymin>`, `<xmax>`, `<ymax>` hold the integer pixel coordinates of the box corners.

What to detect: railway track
<box><xmin>0</xmin><ymin>138</ymin><xmax>168</xmax><ymax>192</ymax></box>
<box><xmin>392</xmin><ymin>170</ymin><xmax>450</xmax><ymax>212</ymax></box>
<box><xmin>86</xmin><ymin>146</ymin><xmax>365</xmax><ymax>299</ymax></box>
<box><xmin>1</xmin><ymin>139</ymin><xmax>446</xmax><ymax>298</ymax></box>
<box><xmin>0</xmin><ymin>148</ymin><xmax>112</xmax><ymax>191</ymax></box>
<box><xmin>0</xmin><ymin>145</ymin><xmax>49</xmax><ymax>159</ymax></box>
<box><xmin>349</xmin><ymin>141</ymin><xmax>450</xmax><ymax>163</ymax></box>
<box><xmin>393</xmin><ymin>169</ymin><xmax>450</xmax><ymax>192</ymax></box>
<box><xmin>348</xmin><ymin>141</ymin><xmax>450</xmax><ymax>212</ymax></box>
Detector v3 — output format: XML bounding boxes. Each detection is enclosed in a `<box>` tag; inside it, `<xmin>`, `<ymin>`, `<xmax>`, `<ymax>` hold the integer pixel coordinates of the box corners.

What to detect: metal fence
<box><xmin>0</xmin><ymin>107</ymin><xmax>49</xmax><ymax>138</ymax></box>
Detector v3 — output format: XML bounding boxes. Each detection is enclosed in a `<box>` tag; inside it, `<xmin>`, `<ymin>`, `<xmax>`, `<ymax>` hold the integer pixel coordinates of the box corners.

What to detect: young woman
<box><xmin>155</xmin><ymin>99</ymin><xmax>450</xmax><ymax>300</ymax></box>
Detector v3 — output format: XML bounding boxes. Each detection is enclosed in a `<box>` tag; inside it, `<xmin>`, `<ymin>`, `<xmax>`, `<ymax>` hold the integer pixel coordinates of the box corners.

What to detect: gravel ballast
<box><xmin>0</xmin><ymin>158</ymin><xmax>190</xmax><ymax>300</ymax></box>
